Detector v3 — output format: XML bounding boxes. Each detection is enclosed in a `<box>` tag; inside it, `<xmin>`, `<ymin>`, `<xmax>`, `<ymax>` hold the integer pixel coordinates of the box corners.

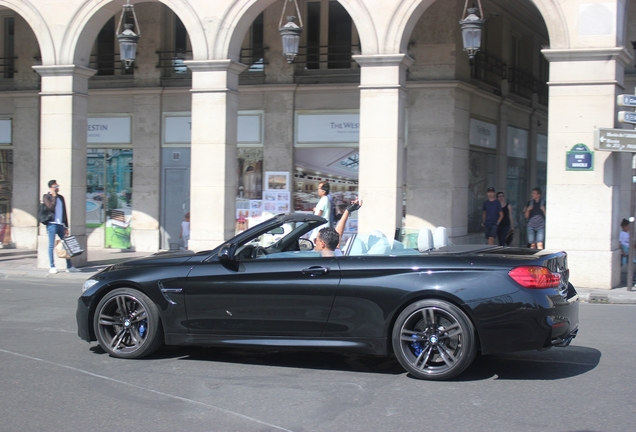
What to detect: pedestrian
<box><xmin>180</xmin><ymin>212</ymin><xmax>190</xmax><ymax>250</ymax></box>
<box><xmin>313</xmin><ymin>181</ymin><xmax>334</xmax><ymax>228</ymax></box>
<box><xmin>620</xmin><ymin>218</ymin><xmax>632</xmax><ymax>265</ymax></box>
<box><xmin>43</xmin><ymin>180</ymin><xmax>78</xmax><ymax>273</ymax></box>
<box><xmin>482</xmin><ymin>187</ymin><xmax>503</xmax><ymax>245</ymax></box>
<box><xmin>496</xmin><ymin>191</ymin><xmax>514</xmax><ymax>246</ymax></box>
<box><xmin>524</xmin><ymin>187</ymin><xmax>546</xmax><ymax>249</ymax></box>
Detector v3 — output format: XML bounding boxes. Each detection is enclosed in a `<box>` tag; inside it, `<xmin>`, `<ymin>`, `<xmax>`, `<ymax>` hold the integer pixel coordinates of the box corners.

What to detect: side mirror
<box><xmin>298</xmin><ymin>238</ymin><xmax>314</xmax><ymax>251</ymax></box>
<box><xmin>218</xmin><ymin>243</ymin><xmax>234</xmax><ymax>261</ymax></box>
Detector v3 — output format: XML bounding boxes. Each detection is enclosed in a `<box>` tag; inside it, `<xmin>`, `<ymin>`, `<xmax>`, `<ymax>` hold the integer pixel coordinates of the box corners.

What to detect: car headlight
<box><xmin>83</xmin><ymin>278</ymin><xmax>99</xmax><ymax>293</ymax></box>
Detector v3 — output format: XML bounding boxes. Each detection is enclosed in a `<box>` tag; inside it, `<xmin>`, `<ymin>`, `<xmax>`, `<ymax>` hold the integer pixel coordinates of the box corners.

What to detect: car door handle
<box><xmin>302</xmin><ymin>266</ymin><xmax>329</xmax><ymax>276</ymax></box>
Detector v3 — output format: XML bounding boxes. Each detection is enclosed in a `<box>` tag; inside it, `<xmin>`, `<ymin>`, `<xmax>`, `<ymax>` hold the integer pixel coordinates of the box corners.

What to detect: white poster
<box><xmin>507</xmin><ymin>126</ymin><xmax>528</xmax><ymax>159</ymax></box>
<box><xmin>87</xmin><ymin>117</ymin><xmax>132</xmax><ymax>144</ymax></box>
<box><xmin>296</xmin><ymin>112</ymin><xmax>360</xmax><ymax>144</ymax></box>
<box><xmin>469</xmin><ymin>119</ymin><xmax>497</xmax><ymax>149</ymax></box>
<box><xmin>164</xmin><ymin>113</ymin><xmax>263</xmax><ymax>144</ymax></box>
<box><xmin>164</xmin><ymin>116</ymin><xmax>191</xmax><ymax>144</ymax></box>
<box><xmin>0</xmin><ymin>119</ymin><xmax>11</xmax><ymax>144</ymax></box>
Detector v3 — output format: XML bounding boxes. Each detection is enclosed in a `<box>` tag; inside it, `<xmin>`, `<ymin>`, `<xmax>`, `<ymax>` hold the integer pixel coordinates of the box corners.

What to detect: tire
<box><xmin>93</xmin><ymin>288</ymin><xmax>164</xmax><ymax>359</ymax></box>
<box><xmin>392</xmin><ymin>299</ymin><xmax>476</xmax><ymax>380</ymax></box>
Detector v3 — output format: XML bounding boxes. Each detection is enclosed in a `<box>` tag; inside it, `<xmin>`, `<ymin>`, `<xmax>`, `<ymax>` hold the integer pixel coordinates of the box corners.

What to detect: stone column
<box><xmin>185</xmin><ymin>60</ymin><xmax>246</xmax><ymax>250</ymax></box>
<box><xmin>10</xmin><ymin>93</ymin><xmax>40</xmax><ymax>248</ymax></box>
<box><xmin>542</xmin><ymin>48</ymin><xmax>630</xmax><ymax>289</ymax></box>
<box><xmin>33</xmin><ymin>65</ymin><xmax>95</xmax><ymax>269</ymax></box>
<box><xmin>353</xmin><ymin>54</ymin><xmax>413</xmax><ymax>236</ymax></box>
<box><xmin>131</xmin><ymin>90</ymin><xmax>162</xmax><ymax>252</ymax></box>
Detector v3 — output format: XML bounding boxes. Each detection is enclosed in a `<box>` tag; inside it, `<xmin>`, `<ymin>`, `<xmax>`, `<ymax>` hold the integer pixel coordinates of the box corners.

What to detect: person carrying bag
<box><xmin>43</xmin><ymin>180</ymin><xmax>80</xmax><ymax>274</ymax></box>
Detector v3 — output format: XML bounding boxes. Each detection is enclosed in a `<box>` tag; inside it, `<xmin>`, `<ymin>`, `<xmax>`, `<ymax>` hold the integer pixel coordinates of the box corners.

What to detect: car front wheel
<box><xmin>392</xmin><ymin>299</ymin><xmax>476</xmax><ymax>380</ymax></box>
<box><xmin>93</xmin><ymin>288</ymin><xmax>163</xmax><ymax>359</ymax></box>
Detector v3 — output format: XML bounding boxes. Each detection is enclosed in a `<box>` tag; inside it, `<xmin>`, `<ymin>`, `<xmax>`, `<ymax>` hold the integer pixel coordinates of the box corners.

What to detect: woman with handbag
<box><xmin>43</xmin><ymin>180</ymin><xmax>79</xmax><ymax>274</ymax></box>
<box><xmin>496</xmin><ymin>191</ymin><xmax>515</xmax><ymax>247</ymax></box>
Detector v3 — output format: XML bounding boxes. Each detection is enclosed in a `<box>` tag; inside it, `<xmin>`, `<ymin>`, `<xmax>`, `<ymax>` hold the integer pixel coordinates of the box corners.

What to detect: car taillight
<box><xmin>508</xmin><ymin>266</ymin><xmax>561</xmax><ymax>289</ymax></box>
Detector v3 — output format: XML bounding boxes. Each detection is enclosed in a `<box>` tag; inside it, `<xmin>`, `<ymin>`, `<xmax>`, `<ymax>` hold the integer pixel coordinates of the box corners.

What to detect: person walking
<box><xmin>180</xmin><ymin>212</ymin><xmax>190</xmax><ymax>250</ymax></box>
<box><xmin>482</xmin><ymin>187</ymin><xmax>503</xmax><ymax>245</ymax></box>
<box><xmin>496</xmin><ymin>191</ymin><xmax>514</xmax><ymax>246</ymax></box>
<box><xmin>524</xmin><ymin>187</ymin><xmax>546</xmax><ymax>249</ymax></box>
<box><xmin>43</xmin><ymin>180</ymin><xmax>78</xmax><ymax>273</ymax></box>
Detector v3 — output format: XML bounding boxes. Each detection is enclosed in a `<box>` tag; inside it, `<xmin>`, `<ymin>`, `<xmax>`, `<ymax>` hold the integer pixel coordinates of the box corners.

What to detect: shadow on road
<box><xmin>90</xmin><ymin>343</ymin><xmax>600</xmax><ymax>381</ymax></box>
<box><xmin>456</xmin><ymin>346</ymin><xmax>601</xmax><ymax>381</ymax></box>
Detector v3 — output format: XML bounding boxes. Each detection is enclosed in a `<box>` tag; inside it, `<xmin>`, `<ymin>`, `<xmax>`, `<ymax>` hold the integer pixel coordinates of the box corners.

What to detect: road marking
<box><xmin>0</xmin><ymin>347</ymin><xmax>295</xmax><ymax>432</ymax></box>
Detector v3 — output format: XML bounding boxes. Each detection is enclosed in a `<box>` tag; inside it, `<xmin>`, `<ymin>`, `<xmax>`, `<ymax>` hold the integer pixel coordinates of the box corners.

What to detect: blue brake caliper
<box><xmin>410</xmin><ymin>333</ymin><xmax>423</xmax><ymax>357</ymax></box>
<box><xmin>138</xmin><ymin>320</ymin><xmax>147</xmax><ymax>338</ymax></box>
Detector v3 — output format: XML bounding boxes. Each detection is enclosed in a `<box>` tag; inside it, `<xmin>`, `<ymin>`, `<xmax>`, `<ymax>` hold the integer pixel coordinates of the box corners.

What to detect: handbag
<box><xmin>60</xmin><ymin>235</ymin><xmax>84</xmax><ymax>258</ymax></box>
<box><xmin>55</xmin><ymin>239</ymin><xmax>71</xmax><ymax>259</ymax></box>
<box><xmin>505</xmin><ymin>229</ymin><xmax>515</xmax><ymax>246</ymax></box>
<box><xmin>38</xmin><ymin>202</ymin><xmax>53</xmax><ymax>225</ymax></box>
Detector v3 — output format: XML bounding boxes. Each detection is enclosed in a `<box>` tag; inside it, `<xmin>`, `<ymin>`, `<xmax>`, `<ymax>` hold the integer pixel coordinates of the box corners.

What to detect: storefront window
<box><xmin>0</xmin><ymin>149</ymin><xmax>12</xmax><ymax>244</ymax></box>
<box><xmin>468</xmin><ymin>150</ymin><xmax>496</xmax><ymax>233</ymax></box>
<box><xmin>87</xmin><ymin>149</ymin><xmax>133</xmax><ymax>248</ymax></box>
<box><xmin>236</xmin><ymin>147</ymin><xmax>264</xmax><ymax>233</ymax></box>
<box><xmin>507</xmin><ymin>127</ymin><xmax>529</xmax><ymax>244</ymax></box>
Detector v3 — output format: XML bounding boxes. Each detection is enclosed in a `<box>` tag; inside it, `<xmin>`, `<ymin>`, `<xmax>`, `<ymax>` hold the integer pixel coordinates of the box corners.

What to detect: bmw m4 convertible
<box><xmin>77</xmin><ymin>213</ymin><xmax>579</xmax><ymax>380</ymax></box>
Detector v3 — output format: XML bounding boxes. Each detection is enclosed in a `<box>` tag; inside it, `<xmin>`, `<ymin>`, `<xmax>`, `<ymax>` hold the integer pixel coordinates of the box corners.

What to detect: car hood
<box><xmin>104</xmin><ymin>250</ymin><xmax>201</xmax><ymax>271</ymax></box>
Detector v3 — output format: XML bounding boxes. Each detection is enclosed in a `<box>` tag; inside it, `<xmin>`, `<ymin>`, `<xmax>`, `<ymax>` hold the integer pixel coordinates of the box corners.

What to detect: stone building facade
<box><xmin>0</xmin><ymin>0</ymin><xmax>635</xmax><ymax>288</ymax></box>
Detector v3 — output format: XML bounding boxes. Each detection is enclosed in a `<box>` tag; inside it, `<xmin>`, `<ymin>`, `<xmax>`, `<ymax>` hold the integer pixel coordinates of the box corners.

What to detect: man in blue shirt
<box><xmin>482</xmin><ymin>187</ymin><xmax>503</xmax><ymax>245</ymax></box>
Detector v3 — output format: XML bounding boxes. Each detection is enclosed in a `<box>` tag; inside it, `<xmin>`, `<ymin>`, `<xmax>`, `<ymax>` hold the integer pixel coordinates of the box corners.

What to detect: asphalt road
<box><xmin>0</xmin><ymin>277</ymin><xmax>634</xmax><ymax>432</ymax></box>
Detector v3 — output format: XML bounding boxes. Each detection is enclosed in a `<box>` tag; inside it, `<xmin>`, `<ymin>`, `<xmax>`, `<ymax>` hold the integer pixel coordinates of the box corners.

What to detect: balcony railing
<box><xmin>240</xmin><ymin>47</ymin><xmax>267</xmax><ymax>73</ymax></box>
<box><xmin>0</xmin><ymin>56</ymin><xmax>16</xmax><ymax>79</ymax></box>
<box><xmin>471</xmin><ymin>51</ymin><xmax>506</xmax><ymax>91</ymax></box>
<box><xmin>89</xmin><ymin>54</ymin><xmax>134</xmax><ymax>76</ymax></box>
<box><xmin>294</xmin><ymin>44</ymin><xmax>361</xmax><ymax>69</ymax></box>
<box><xmin>508</xmin><ymin>67</ymin><xmax>535</xmax><ymax>100</ymax></box>
<box><xmin>156</xmin><ymin>51</ymin><xmax>192</xmax><ymax>79</ymax></box>
<box><xmin>470</xmin><ymin>52</ymin><xmax>547</xmax><ymax>104</ymax></box>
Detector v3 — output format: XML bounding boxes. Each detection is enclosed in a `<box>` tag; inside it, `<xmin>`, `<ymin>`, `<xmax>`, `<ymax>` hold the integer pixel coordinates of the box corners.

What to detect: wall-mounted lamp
<box><xmin>459</xmin><ymin>1</ymin><xmax>485</xmax><ymax>60</ymax></box>
<box><xmin>278</xmin><ymin>0</ymin><xmax>304</xmax><ymax>63</ymax></box>
<box><xmin>116</xmin><ymin>0</ymin><xmax>141</xmax><ymax>69</ymax></box>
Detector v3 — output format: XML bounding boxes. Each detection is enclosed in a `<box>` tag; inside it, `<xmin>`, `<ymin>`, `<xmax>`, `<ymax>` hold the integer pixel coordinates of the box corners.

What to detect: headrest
<box><xmin>433</xmin><ymin>226</ymin><xmax>448</xmax><ymax>249</ymax></box>
<box><xmin>418</xmin><ymin>228</ymin><xmax>434</xmax><ymax>252</ymax></box>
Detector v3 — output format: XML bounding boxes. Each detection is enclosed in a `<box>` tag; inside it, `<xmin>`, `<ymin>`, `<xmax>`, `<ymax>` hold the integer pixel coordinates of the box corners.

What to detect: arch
<box><xmin>0</xmin><ymin>0</ymin><xmax>56</xmax><ymax>64</ymax></box>
<box><xmin>59</xmin><ymin>0</ymin><xmax>208</xmax><ymax>66</ymax></box>
<box><xmin>215</xmin><ymin>0</ymin><xmax>379</xmax><ymax>62</ymax></box>
<box><xmin>385</xmin><ymin>0</ymin><xmax>570</xmax><ymax>55</ymax></box>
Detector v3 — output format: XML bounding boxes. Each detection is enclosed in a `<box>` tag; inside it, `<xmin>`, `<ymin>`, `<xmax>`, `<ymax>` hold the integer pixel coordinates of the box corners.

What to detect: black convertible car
<box><xmin>77</xmin><ymin>213</ymin><xmax>579</xmax><ymax>380</ymax></box>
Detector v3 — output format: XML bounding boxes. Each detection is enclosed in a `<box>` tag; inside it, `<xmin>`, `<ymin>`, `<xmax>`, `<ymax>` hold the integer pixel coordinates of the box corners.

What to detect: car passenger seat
<box><xmin>367</xmin><ymin>230</ymin><xmax>391</xmax><ymax>255</ymax></box>
<box><xmin>418</xmin><ymin>228</ymin><xmax>434</xmax><ymax>252</ymax></box>
<box><xmin>433</xmin><ymin>226</ymin><xmax>448</xmax><ymax>249</ymax></box>
<box><xmin>348</xmin><ymin>235</ymin><xmax>368</xmax><ymax>256</ymax></box>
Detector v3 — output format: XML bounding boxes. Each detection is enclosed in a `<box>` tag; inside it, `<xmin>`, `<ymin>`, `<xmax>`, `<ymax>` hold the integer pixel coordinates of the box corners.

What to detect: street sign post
<box><xmin>618</xmin><ymin>111</ymin><xmax>636</xmax><ymax>124</ymax></box>
<box><xmin>596</xmin><ymin>125</ymin><xmax>636</xmax><ymax>292</ymax></box>
<box><xmin>617</xmin><ymin>94</ymin><xmax>636</xmax><ymax>107</ymax></box>
<box><xmin>594</xmin><ymin>128</ymin><xmax>636</xmax><ymax>152</ymax></box>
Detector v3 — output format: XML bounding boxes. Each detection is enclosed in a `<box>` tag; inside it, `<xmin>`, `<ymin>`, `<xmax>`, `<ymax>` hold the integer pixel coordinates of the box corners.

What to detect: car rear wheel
<box><xmin>392</xmin><ymin>299</ymin><xmax>476</xmax><ymax>380</ymax></box>
<box><xmin>94</xmin><ymin>288</ymin><xmax>163</xmax><ymax>359</ymax></box>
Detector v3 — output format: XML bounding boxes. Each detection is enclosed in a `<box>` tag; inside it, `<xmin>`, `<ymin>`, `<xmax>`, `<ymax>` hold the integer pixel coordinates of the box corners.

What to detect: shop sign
<box><xmin>296</xmin><ymin>112</ymin><xmax>360</xmax><ymax>145</ymax></box>
<box><xmin>566</xmin><ymin>143</ymin><xmax>594</xmax><ymax>171</ymax></box>
<box><xmin>164</xmin><ymin>113</ymin><xmax>263</xmax><ymax>144</ymax></box>
<box><xmin>87</xmin><ymin>117</ymin><xmax>131</xmax><ymax>144</ymax></box>
<box><xmin>0</xmin><ymin>119</ymin><xmax>10</xmax><ymax>144</ymax></box>
<box><xmin>469</xmin><ymin>119</ymin><xmax>497</xmax><ymax>149</ymax></box>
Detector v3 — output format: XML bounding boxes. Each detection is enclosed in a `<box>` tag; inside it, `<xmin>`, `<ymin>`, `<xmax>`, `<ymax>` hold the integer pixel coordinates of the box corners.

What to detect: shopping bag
<box><xmin>61</xmin><ymin>235</ymin><xmax>84</xmax><ymax>258</ymax></box>
<box><xmin>55</xmin><ymin>240</ymin><xmax>71</xmax><ymax>259</ymax></box>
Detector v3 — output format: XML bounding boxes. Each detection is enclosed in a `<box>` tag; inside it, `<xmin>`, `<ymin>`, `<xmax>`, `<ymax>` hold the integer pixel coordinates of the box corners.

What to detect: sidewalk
<box><xmin>0</xmin><ymin>248</ymin><xmax>150</xmax><ymax>281</ymax></box>
<box><xmin>0</xmin><ymin>248</ymin><xmax>635</xmax><ymax>303</ymax></box>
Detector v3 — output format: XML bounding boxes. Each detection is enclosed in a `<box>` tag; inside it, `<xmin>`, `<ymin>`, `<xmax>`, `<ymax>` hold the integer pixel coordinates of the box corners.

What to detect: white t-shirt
<box><xmin>181</xmin><ymin>221</ymin><xmax>190</xmax><ymax>237</ymax></box>
<box><xmin>314</xmin><ymin>196</ymin><xmax>331</xmax><ymax>224</ymax></box>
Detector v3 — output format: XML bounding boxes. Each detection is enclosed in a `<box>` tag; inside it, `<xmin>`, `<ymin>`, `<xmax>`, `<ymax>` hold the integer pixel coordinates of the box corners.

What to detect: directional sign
<box><xmin>618</xmin><ymin>111</ymin><xmax>636</xmax><ymax>124</ymax></box>
<box><xmin>617</xmin><ymin>94</ymin><xmax>636</xmax><ymax>107</ymax></box>
<box><xmin>595</xmin><ymin>128</ymin><xmax>636</xmax><ymax>152</ymax></box>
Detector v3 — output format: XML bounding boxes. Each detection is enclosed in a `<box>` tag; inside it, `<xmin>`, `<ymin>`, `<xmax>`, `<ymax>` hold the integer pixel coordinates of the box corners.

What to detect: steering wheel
<box><xmin>251</xmin><ymin>246</ymin><xmax>267</xmax><ymax>259</ymax></box>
